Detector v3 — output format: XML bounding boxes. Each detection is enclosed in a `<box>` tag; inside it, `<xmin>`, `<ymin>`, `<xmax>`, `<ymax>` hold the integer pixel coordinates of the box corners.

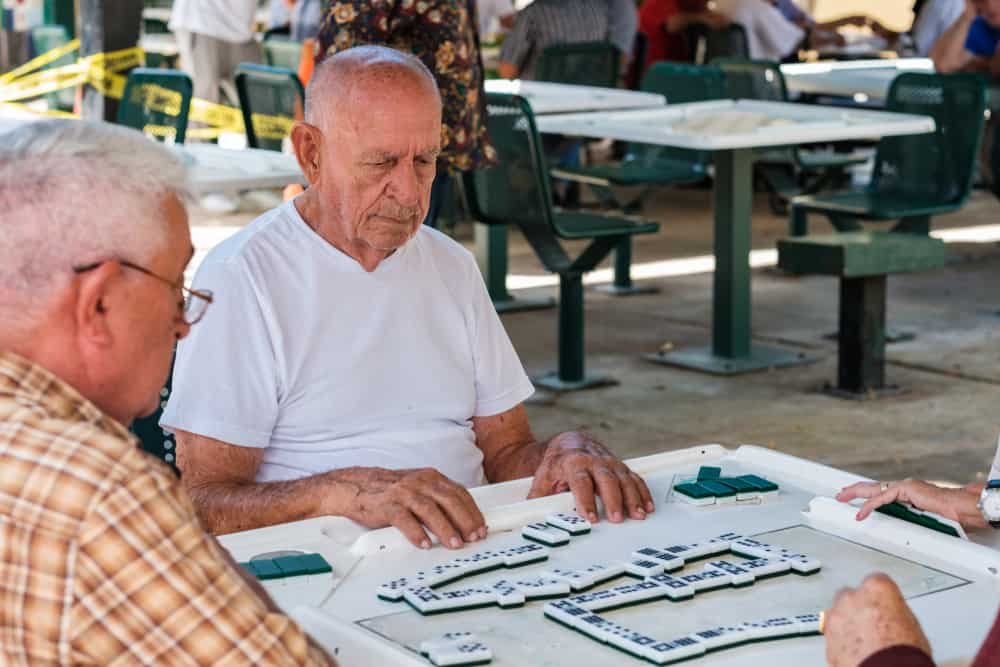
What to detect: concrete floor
<box><xmin>188</xmin><ymin>183</ymin><xmax>1000</xmax><ymax>487</ymax></box>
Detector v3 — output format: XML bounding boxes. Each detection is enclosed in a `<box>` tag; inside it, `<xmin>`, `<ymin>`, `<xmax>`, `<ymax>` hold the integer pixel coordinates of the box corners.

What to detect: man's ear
<box><xmin>74</xmin><ymin>261</ymin><xmax>121</xmax><ymax>348</ymax></box>
<box><xmin>291</xmin><ymin>121</ymin><xmax>324</xmax><ymax>184</ymax></box>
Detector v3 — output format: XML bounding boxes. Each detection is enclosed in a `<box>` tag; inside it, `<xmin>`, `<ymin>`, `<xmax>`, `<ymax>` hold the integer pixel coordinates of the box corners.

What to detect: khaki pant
<box><xmin>174</xmin><ymin>29</ymin><xmax>261</xmax><ymax>104</ymax></box>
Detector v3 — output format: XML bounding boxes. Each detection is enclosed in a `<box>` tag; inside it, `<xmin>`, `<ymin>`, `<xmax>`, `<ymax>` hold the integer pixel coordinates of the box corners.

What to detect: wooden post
<box><xmin>78</xmin><ymin>0</ymin><xmax>141</xmax><ymax>121</ymax></box>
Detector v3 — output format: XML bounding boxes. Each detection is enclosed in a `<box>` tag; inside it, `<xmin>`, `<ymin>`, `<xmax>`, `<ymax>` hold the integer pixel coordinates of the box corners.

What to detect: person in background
<box><xmin>477</xmin><ymin>0</ymin><xmax>516</xmax><ymax>42</ymax></box>
<box><xmin>0</xmin><ymin>119</ymin><xmax>334</xmax><ymax>667</ymax></box>
<box><xmin>497</xmin><ymin>0</ymin><xmax>610</xmax><ymax>79</ymax></box>
<box><xmin>714</xmin><ymin>0</ymin><xmax>805</xmax><ymax>60</ymax></box>
<box><xmin>169</xmin><ymin>0</ymin><xmax>261</xmax><ymax>103</ymax></box>
<box><xmin>607</xmin><ymin>0</ymin><xmax>640</xmax><ymax>70</ymax></box>
<box><xmin>910</xmin><ymin>0</ymin><xmax>965</xmax><ymax>55</ymax></box>
<box><xmin>638</xmin><ymin>0</ymin><xmax>730</xmax><ymax>66</ymax></box>
<box><xmin>930</xmin><ymin>0</ymin><xmax>1000</xmax><ymax>74</ymax></box>
<box><xmin>315</xmin><ymin>0</ymin><xmax>492</xmax><ymax>228</ymax></box>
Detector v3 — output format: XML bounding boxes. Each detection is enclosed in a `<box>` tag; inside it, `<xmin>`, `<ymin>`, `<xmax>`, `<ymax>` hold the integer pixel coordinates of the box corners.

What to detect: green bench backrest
<box><xmin>235</xmin><ymin>63</ymin><xmax>304</xmax><ymax>151</ymax></box>
<box><xmin>535</xmin><ymin>41</ymin><xmax>620</xmax><ymax>88</ymax></box>
<box><xmin>875</xmin><ymin>72</ymin><xmax>986</xmax><ymax>205</ymax></box>
<box><xmin>117</xmin><ymin>68</ymin><xmax>193</xmax><ymax>144</ymax></box>
<box><xmin>263</xmin><ymin>37</ymin><xmax>303</xmax><ymax>72</ymax></box>
<box><xmin>30</xmin><ymin>24</ymin><xmax>75</xmax><ymax>111</ymax></box>
<box><xmin>712</xmin><ymin>58</ymin><xmax>787</xmax><ymax>102</ymax></box>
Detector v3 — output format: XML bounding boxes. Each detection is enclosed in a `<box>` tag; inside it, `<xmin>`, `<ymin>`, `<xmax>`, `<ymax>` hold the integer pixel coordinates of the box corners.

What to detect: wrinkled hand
<box><xmin>836</xmin><ymin>479</ymin><xmax>963</xmax><ymax>522</ymax></box>
<box><xmin>825</xmin><ymin>574</ymin><xmax>931</xmax><ymax>667</ymax></box>
<box><xmin>527</xmin><ymin>432</ymin><xmax>654</xmax><ymax>523</ymax></box>
<box><xmin>342</xmin><ymin>467</ymin><xmax>487</xmax><ymax>550</ymax></box>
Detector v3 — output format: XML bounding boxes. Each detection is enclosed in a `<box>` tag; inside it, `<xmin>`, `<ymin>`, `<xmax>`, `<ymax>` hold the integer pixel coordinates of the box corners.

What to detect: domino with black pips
<box><xmin>521</xmin><ymin>522</ymin><xmax>571</xmax><ymax>546</ymax></box>
<box><xmin>740</xmin><ymin>557</ymin><xmax>793</xmax><ymax>578</ymax></box>
<box><xmin>541</xmin><ymin>567</ymin><xmax>595</xmax><ymax>591</ymax></box>
<box><xmin>512</xmin><ymin>576</ymin><xmax>571</xmax><ymax>599</ymax></box>
<box><xmin>543</xmin><ymin>599</ymin><xmax>590</xmax><ymax>629</ymax></box>
<box><xmin>403</xmin><ymin>586</ymin><xmax>447</xmax><ymax>614</ymax></box>
<box><xmin>420</xmin><ymin>632</ymin><xmax>478</xmax><ymax>655</ymax></box>
<box><xmin>449</xmin><ymin>550</ymin><xmax>505</xmax><ymax>576</ymax></box>
<box><xmin>782</xmin><ymin>553</ymin><xmax>823</xmax><ymax>575</ymax></box>
<box><xmin>625</xmin><ymin>558</ymin><xmax>667</xmax><ymax>577</ymax></box>
<box><xmin>729</xmin><ymin>537</ymin><xmax>775</xmax><ymax>559</ymax></box>
<box><xmin>679</xmin><ymin>569</ymin><xmax>731</xmax><ymax>593</ymax></box>
<box><xmin>601</xmin><ymin>580</ymin><xmax>666</xmax><ymax>608</ymax></box>
<box><xmin>794</xmin><ymin>612</ymin><xmax>823</xmax><ymax>635</ymax></box>
<box><xmin>646</xmin><ymin>573</ymin><xmax>695</xmax><ymax>600</ymax></box>
<box><xmin>688</xmin><ymin>625</ymin><xmax>749</xmax><ymax>651</ymax></box>
<box><xmin>681</xmin><ymin>539</ymin><xmax>730</xmax><ymax>559</ymax></box>
<box><xmin>488</xmin><ymin>579</ymin><xmax>526</xmax><ymax>608</ymax></box>
<box><xmin>631</xmin><ymin>547</ymin><xmax>684</xmax><ymax>571</ymax></box>
<box><xmin>582</xmin><ymin>562</ymin><xmax>627</xmax><ymax>585</ymax></box>
<box><xmin>740</xmin><ymin>618</ymin><xmax>798</xmax><ymax>641</ymax></box>
<box><xmin>416</xmin><ymin>562</ymin><xmax>467</xmax><ymax>588</ymax></box>
<box><xmin>428</xmin><ymin>641</ymin><xmax>493</xmax><ymax>666</ymax></box>
<box><xmin>377</xmin><ymin>576</ymin><xmax>416</xmax><ymax>601</ymax></box>
<box><xmin>498</xmin><ymin>542</ymin><xmax>550</xmax><ymax>567</ymax></box>
<box><xmin>545</xmin><ymin>511</ymin><xmax>592</xmax><ymax>535</ymax></box>
<box><xmin>432</xmin><ymin>588</ymin><xmax>499</xmax><ymax>613</ymax></box>
<box><xmin>607</xmin><ymin>630</ymin><xmax>658</xmax><ymax>659</ymax></box>
<box><xmin>643</xmin><ymin>636</ymin><xmax>706</xmax><ymax>664</ymax></box>
<box><xmin>575</xmin><ymin>613</ymin><xmax>614</xmax><ymax>643</ymax></box>
<box><xmin>705</xmin><ymin>559</ymin><xmax>755</xmax><ymax>586</ymax></box>
<box><xmin>567</xmin><ymin>588</ymin><xmax>624</xmax><ymax>611</ymax></box>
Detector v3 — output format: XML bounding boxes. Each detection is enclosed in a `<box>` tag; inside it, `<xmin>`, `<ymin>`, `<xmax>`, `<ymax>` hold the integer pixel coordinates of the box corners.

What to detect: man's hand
<box><xmin>527</xmin><ymin>431</ymin><xmax>654</xmax><ymax>524</ymax></box>
<box><xmin>836</xmin><ymin>479</ymin><xmax>985</xmax><ymax>527</ymax></box>
<box><xmin>337</xmin><ymin>467</ymin><xmax>487</xmax><ymax>550</ymax></box>
<box><xmin>825</xmin><ymin>574</ymin><xmax>931</xmax><ymax>667</ymax></box>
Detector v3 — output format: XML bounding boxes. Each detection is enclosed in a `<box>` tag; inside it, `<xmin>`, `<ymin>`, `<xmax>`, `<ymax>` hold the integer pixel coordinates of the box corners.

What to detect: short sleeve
<box><xmin>499</xmin><ymin>7</ymin><xmax>534</xmax><ymax>70</ymax></box>
<box><xmin>964</xmin><ymin>17</ymin><xmax>998</xmax><ymax>57</ymax></box>
<box><xmin>758</xmin><ymin>10</ymin><xmax>805</xmax><ymax>60</ymax></box>
<box><xmin>467</xmin><ymin>261</ymin><xmax>535</xmax><ymax>417</ymax></box>
<box><xmin>160</xmin><ymin>257</ymin><xmax>279</xmax><ymax>449</ymax></box>
<box><xmin>71</xmin><ymin>467</ymin><xmax>330</xmax><ymax>665</ymax></box>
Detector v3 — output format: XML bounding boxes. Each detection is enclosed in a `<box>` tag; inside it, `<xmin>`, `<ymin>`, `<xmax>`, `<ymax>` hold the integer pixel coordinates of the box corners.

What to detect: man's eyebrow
<box><xmin>359</xmin><ymin>151</ymin><xmax>396</xmax><ymax>162</ymax></box>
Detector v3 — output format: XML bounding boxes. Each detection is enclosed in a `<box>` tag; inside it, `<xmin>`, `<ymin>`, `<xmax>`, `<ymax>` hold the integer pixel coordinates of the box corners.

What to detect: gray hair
<box><xmin>0</xmin><ymin>119</ymin><xmax>192</xmax><ymax>312</ymax></box>
<box><xmin>305</xmin><ymin>45</ymin><xmax>441</xmax><ymax>125</ymax></box>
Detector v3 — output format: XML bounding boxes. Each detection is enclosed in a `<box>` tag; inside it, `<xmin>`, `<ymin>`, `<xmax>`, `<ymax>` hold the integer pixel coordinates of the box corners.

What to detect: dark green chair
<box><xmin>117</xmin><ymin>68</ymin><xmax>193</xmax><ymax>144</ymax></box>
<box><xmin>790</xmin><ymin>72</ymin><xmax>987</xmax><ymax>237</ymax></box>
<box><xmin>534</xmin><ymin>41</ymin><xmax>621</xmax><ymax>87</ymax></box>
<box><xmin>130</xmin><ymin>358</ymin><xmax>179</xmax><ymax>475</ymax></box>
<box><xmin>263</xmin><ymin>36</ymin><xmax>303</xmax><ymax>72</ymax></box>
<box><xmin>465</xmin><ymin>93</ymin><xmax>659</xmax><ymax>391</ymax></box>
<box><xmin>235</xmin><ymin>63</ymin><xmax>303</xmax><ymax>151</ymax></box>
<box><xmin>714</xmin><ymin>58</ymin><xmax>869</xmax><ymax>214</ymax></box>
<box><xmin>549</xmin><ymin>63</ymin><xmax>726</xmax><ymax>294</ymax></box>
<box><xmin>30</xmin><ymin>24</ymin><xmax>75</xmax><ymax>112</ymax></box>
<box><xmin>685</xmin><ymin>23</ymin><xmax>749</xmax><ymax>65</ymax></box>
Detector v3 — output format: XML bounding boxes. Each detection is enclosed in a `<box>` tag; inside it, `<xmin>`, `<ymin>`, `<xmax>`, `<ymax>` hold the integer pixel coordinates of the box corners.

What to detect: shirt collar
<box><xmin>0</xmin><ymin>351</ymin><xmax>133</xmax><ymax>441</ymax></box>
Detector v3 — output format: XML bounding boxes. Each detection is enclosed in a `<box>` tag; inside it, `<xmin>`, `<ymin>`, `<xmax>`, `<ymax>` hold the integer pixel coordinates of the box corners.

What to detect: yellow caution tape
<box><xmin>0</xmin><ymin>101</ymin><xmax>78</xmax><ymax>119</ymax></box>
<box><xmin>0</xmin><ymin>38</ymin><xmax>80</xmax><ymax>85</ymax></box>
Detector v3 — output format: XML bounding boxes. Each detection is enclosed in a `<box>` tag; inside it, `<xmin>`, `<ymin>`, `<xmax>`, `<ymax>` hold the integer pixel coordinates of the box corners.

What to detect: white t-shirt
<box><xmin>716</xmin><ymin>0</ymin><xmax>805</xmax><ymax>61</ymax></box>
<box><xmin>477</xmin><ymin>0</ymin><xmax>514</xmax><ymax>38</ymax></box>
<box><xmin>168</xmin><ymin>0</ymin><xmax>257</xmax><ymax>44</ymax></box>
<box><xmin>990</xmin><ymin>434</ymin><xmax>1000</xmax><ymax>480</ymax></box>
<box><xmin>910</xmin><ymin>0</ymin><xmax>964</xmax><ymax>56</ymax></box>
<box><xmin>161</xmin><ymin>201</ymin><xmax>535</xmax><ymax>487</ymax></box>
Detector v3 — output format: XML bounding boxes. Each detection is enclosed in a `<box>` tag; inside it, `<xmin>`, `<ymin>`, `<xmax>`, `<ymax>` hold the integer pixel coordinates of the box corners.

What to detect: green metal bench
<box><xmin>465</xmin><ymin>93</ymin><xmax>659</xmax><ymax>391</ymax></box>
<box><xmin>550</xmin><ymin>63</ymin><xmax>726</xmax><ymax>295</ymax></box>
<box><xmin>714</xmin><ymin>58</ymin><xmax>870</xmax><ymax>215</ymax></box>
<box><xmin>777</xmin><ymin>231</ymin><xmax>946</xmax><ymax>397</ymax></box>
<box><xmin>30</xmin><ymin>24</ymin><xmax>75</xmax><ymax>112</ymax></box>
<box><xmin>235</xmin><ymin>63</ymin><xmax>303</xmax><ymax>151</ymax></box>
<box><xmin>534</xmin><ymin>41</ymin><xmax>621</xmax><ymax>86</ymax></box>
<box><xmin>790</xmin><ymin>72</ymin><xmax>987</xmax><ymax>237</ymax></box>
<box><xmin>117</xmin><ymin>68</ymin><xmax>193</xmax><ymax>144</ymax></box>
<box><xmin>263</xmin><ymin>36</ymin><xmax>303</xmax><ymax>72</ymax></box>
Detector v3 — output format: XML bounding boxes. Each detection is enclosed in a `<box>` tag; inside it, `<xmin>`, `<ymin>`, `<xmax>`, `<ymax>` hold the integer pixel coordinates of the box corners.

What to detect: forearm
<box><xmin>930</xmin><ymin>16</ymin><xmax>976</xmax><ymax>72</ymax></box>
<box><xmin>498</xmin><ymin>62</ymin><xmax>519</xmax><ymax>79</ymax></box>
<box><xmin>953</xmin><ymin>485</ymin><xmax>988</xmax><ymax>529</ymax></box>
<box><xmin>483</xmin><ymin>438</ymin><xmax>546</xmax><ymax>483</ymax></box>
<box><xmin>186</xmin><ymin>467</ymin><xmax>375</xmax><ymax>534</ymax></box>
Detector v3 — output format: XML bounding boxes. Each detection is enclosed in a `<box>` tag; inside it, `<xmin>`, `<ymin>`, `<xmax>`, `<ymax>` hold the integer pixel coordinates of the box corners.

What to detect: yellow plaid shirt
<box><xmin>0</xmin><ymin>352</ymin><xmax>331</xmax><ymax>666</ymax></box>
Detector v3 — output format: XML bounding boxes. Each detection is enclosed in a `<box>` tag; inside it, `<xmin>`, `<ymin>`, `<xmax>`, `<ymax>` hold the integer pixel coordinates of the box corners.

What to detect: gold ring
<box><xmin>818</xmin><ymin>610</ymin><xmax>826</xmax><ymax>634</ymax></box>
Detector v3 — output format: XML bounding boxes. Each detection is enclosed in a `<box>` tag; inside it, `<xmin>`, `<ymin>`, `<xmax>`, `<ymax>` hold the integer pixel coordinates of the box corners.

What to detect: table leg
<box><xmin>474</xmin><ymin>223</ymin><xmax>555</xmax><ymax>313</ymax></box>
<box><xmin>645</xmin><ymin>148</ymin><xmax>812</xmax><ymax>374</ymax></box>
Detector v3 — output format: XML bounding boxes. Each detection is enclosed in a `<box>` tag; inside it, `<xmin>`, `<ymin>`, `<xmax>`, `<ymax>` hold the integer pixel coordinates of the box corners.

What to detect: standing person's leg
<box><xmin>176</xmin><ymin>30</ymin><xmax>225</xmax><ymax>103</ymax></box>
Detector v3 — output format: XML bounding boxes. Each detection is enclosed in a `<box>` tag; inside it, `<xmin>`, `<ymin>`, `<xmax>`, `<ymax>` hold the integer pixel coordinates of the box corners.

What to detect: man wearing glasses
<box><xmin>162</xmin><ymin>46</ymin><xmax>655</xmax><ymax>551</ymax></box>
<box><xmin>0</xmin><ymin>120</ymin><xmax>333</xmax><ymax>666</ymax></box>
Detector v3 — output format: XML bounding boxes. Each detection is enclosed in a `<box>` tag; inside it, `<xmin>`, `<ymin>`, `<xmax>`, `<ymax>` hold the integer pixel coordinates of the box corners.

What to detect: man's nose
<box><xmin>387</xmin><ymin>161</ymin><xmax>422</xmax><ymax>207</ymax></box>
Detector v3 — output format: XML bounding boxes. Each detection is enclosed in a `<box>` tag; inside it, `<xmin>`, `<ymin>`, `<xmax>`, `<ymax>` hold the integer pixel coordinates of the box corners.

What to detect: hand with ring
<box><xmin>836</xmin><ymin>478</ymin><xmax>982</xmax><ymax>526</ymax></box>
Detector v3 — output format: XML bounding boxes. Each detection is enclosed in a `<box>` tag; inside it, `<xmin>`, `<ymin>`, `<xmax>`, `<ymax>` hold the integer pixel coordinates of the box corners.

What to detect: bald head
<box><xmin>305</xmin><ymin>45</ymin><xmax>441</xmax><ymax>126</ymax></box>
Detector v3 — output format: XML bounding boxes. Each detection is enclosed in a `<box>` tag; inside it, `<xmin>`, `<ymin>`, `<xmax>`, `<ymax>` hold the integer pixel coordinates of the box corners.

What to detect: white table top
<box><xmin>140</xmin><ymin>33</ymin><xmax>178</xmax><ymax>57</ymax></box>
<box><xmin>219</xmin><ymin>445</ymin><xmax>1000</xmax><ymax>667</ymax></box>
<box><xmin>781</xmin><ymin>58</ymin><xmax>935</xmax><ymax>101</ymax></box>
<box><xmin>534</xmin><ymin>99</ymin><xmax>935</xmax><ymax>151</ymax></box>
<box><xmin>173</xmin><ymin>144</ymin><xmax>306</xmax><ymax>194</ymax></box>
<box><xmin>484</xmin><ymin>80</ymin><xmax>666</xmax><ymax>115</ymax></box>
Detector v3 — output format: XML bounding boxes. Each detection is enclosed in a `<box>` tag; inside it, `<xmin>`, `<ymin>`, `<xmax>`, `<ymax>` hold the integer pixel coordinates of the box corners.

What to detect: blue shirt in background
<box><xmin>965</xmin><ymin>16</ymin><xmax>1000</xmax><ymax>57</ymax></box>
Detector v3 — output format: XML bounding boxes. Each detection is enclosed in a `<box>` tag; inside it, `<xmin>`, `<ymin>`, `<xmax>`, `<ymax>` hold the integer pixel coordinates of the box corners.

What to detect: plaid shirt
<box><xmin>499</xmin><ymin>0</ymin><xmax>610</xmax><ymax>79</ymax></box>
<box><xmin>0</xmin><ymin>352</ymin><xmax>331</xmax><ymax>666</ymax></box>
<box><xmin>316</xmin><ymin>0</ymin><xmax>497</xmax><ymax>172</ymax></box>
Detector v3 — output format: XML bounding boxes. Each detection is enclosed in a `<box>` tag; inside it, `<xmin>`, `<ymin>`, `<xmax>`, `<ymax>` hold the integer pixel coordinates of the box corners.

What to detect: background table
<box><xmin>781</xmin><ymin>58</ymin><xmax>934</xmax><ymax>104</ymax></box>
<box><xmin>219</xmin><ymin>444</ymin><xmax>1000</xmax><ymax>667</ymax></box>
<box><xmin>477</xmin><ymin>82</ymin><xmax>667</xmax><ymax>312</ymax></box>
<box><xmin>534</xmin><ymin>99</ymin><xmax>934</xmax><ymax>375</ymax></box>
<box><xmin>173</xmin><ymin>144</ymin><xmax>306</xmax><ymax>194</ymax></box>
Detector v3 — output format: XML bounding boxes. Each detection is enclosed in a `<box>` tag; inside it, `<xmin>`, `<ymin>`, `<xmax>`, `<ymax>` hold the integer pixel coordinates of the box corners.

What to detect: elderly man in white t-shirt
<box><xmin>162</xmin><ymin>45</ymin><xmax>654</xmax><ymax>550</ymax></box>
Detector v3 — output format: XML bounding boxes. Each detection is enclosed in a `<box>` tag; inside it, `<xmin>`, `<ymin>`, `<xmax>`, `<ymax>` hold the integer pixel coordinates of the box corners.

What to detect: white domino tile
<box><xmin>488</xmin><ymin>579</ymin><xmax>526</xmax><ymax>607</ymax></box>
<box><xmin>416</xmin><ymin>563</ymin><xmax>467</xmax><ymax>588</ymax></box>
<box><xmin>543</xmin><ymin>600</ymin><xmax>590</xmax><ymax>628</ymax></box>
<box><xmin>740</xmin><ymin>557</ymin><xmax>792</xmax><ymax>578</ymax></box>
<box><xmin>449</xmin><ymin>551</ymin><xmax>505</xmax><ymax>575</ymax></box>
<box><xmin>404</xmin><ymin>586</ymin><xmax>447</xmax><ymax>614</ymax></box>
<box><xmin>794</xmin><ymin>613</ymin><xmax>823</xmax><ymax>634</ymax></box>
<box><xmin>689</xmin><ymin>625</ymin><xmax>749</xmax><ymax>651</ymax></box>
<box><xmin>646</xmin><ymin>573</ymin><xmax>696</xmax><ymax>600</ymax></box>
<box><xmin>541</xmin><ymin>567</ymin><xmax>595</xmax><ymax>591</ymax></box>
<box><xmin>643</xmin><ymin>636</ymin><xmax>706</xmax><ymax>664</ymax></box>
<box><xmin>377</xmin><ymin>576</ymin><xmax>415</xmax><ymax>601</ymax></box>
<box><xmin>498</xmin><ymin>542</ymin><xmax>550</xmax><ymax>566</ymax></box>
<box><xmin>428</xmin><ymin>641</ymin><xmax>493</xmax><ymax>666</ymax></box>
<box><xmin>436</xmin><ymin>588</ymin><xmax>497</xmax><ymax>611</ymax></box>
<box><xmin>583</xmin><ymin>562</ymin><xmax>627</xmax><ymax>584</ymax></box>
<box><xmin>705</xmin><ymin>559</ymin><xmax>755</xmax><ymax>586</ymax></box>
<box><xmin>512</xmin><ymin>576</ymin><xmax>571</xmax><ymax>598</ymax></box>
<box><xmin>521</xmin><ymin>522</ymin><xmax>571</xmax><ymax>546</ymax></box>
<box><xmin>545</xmin><ymin>511</ymin><xmax>592</xmax><ymax>535</ymax></box>
<box><xmin>420</xmin><ymin>632</ymin><xmax>478</xmax><ymax>655</ymax></box>
<box><xmin>626</xmin><ymin>558</ymin><xmax>667</xmax><ymax>577</ymax></box>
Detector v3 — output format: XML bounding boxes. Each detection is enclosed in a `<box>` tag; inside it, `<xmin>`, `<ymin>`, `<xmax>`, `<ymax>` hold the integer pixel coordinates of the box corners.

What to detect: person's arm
<box><xmin>472</xmin><ymin>405</ymin><xmax>654</xmax><ymax>524</ymax></box>
<box><xmin>176</xmin><ymin>430</ymin><xmax>488</xmax><ymax>548</ymax></box>
<box><xmin>825</xmin><ymin>574</ymin><xmax>933</xmax><ymax>667</ymax></box>
<box><xmin>71</xmin><ymin>465</ymin><xmax>335</xmax><ymax>665</ymax></box>
<box><xmin>498</xmin><ymin>6</ymin><xmax>532</xmax><ymax>79</ymax></box>
<box><xmin>930</xmin><ymin>1</ymin><xmax>978</xmax><ymax>72</ymax></box>
<box><xmin>666</xmin><ymin>10</ymin><xmax>730</xmax><ymax>33</ymax></box>
<box><xmin>836</xmin><ymin>479</ymin><xmax>988</xmax><ymax>529</ymax></box>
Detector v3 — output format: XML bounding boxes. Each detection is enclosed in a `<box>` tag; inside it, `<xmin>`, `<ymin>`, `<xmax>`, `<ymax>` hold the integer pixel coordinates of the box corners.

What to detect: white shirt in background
<box><xmin>169</xmin><ymin>0</ymin><xmax>258</xmax><ymax>44</ymax></box>
<box><xmin>477</xmin><ymin>0</ymin><xmax>515</xmax><ymax>39</ymax></box>
<box><xmin>715</xmin><ymin>0</ymin><xmax>805</xmax><ymax>61</ymax></box>
<box><xmin>161</xmin><ymin>201</ymin><xmax>535</xmax><ymax>488</ymax></box>
<box><xmin>910</xmin><ymin>0</ymin><xmax>965</xmax><ymax>56</ymax></box>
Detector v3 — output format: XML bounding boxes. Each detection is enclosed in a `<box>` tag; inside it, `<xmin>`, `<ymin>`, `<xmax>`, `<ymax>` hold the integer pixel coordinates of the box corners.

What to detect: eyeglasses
<box><xmin>73</xmin><ymin>259</ymin><xmax>214</xmax><ymax>325</ymax></box>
